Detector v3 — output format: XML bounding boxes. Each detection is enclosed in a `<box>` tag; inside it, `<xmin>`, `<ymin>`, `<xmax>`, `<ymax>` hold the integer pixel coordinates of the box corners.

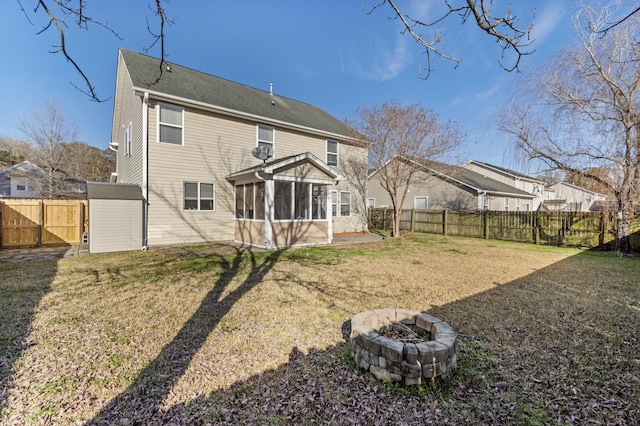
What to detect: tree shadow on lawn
<box><xmin>0</xmin><ymin>257</ymin><xmax>58</xmax><ymax>414</ymax></box>
<box><xmin>86</xmin><ymin>245</ymin><xmax>283</xmax><ymax>425</ymax></box>
<box><xmin>91</xmin><ymin>249</ymin><xmax>640</xmax><ymax>425</ymax></box>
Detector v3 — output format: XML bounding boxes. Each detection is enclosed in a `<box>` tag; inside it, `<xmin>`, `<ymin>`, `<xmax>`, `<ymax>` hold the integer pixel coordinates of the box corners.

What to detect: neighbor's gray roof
<box><xmin>466</xmin><ymin>160</ymin><xmax>545</xmax><ymax>183</ymax></box>
<box><xmin>370</xmin><ymin>157</ymin><xmax>534</xmax><ymax>197</ymax></box>
<box><xmin>87</xmin><ymin>182</ymin><xmax>143</xmax><ymax>200</ymax></box>
<box><xmin>420</xmin><ymin>159</ymin><xmax>534</xmax><ymax>197</ymax></box>
<box><xmin>120</xmin><ymin>49</ymin><xmax>353</xmax><ymax>139</ymax></box>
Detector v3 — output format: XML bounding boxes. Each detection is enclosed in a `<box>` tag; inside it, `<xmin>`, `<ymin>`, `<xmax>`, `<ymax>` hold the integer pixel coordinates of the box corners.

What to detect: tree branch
<box><xmin>374</xmin><ymin>0</ymin><xmax>535</xmax><ymax>76</ymax></box>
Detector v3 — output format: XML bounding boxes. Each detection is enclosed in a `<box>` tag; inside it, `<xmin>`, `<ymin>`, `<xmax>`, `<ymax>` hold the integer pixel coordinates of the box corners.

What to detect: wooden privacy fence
<box><xmin>369</xmin><ymin>208</ymin><xmax>640</xmax><ymax>250</ymax></box>
<box><xmin>0</xmin><ymin>199</ymin><xmax>88</xmax><ymax>248</ymax></box>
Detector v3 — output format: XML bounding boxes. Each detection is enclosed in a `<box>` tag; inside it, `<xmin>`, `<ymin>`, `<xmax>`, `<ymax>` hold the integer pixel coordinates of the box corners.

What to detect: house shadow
<box><xmin>0</xmin><ymin>256</ymin><xmax>59</xmax><ymax>412</ymax></box>
<box><xmin>87</xmin><ymin>248</ymin><xmax>640</xmax><ymax>424</ymax></box>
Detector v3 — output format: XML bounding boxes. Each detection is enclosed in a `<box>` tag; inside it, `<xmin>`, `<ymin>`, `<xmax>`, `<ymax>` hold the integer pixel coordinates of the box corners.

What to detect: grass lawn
<box><xmin>1</xmin><ymin>235</ymin><xmax>639</xmax><ymax>425</ymax></box>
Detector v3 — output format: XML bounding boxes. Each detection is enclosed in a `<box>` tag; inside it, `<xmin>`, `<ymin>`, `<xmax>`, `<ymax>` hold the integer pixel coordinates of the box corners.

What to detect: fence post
<box><xmin>382</xmin><ymin>208</ymin><xmax>387</xmax><ymax>231</ymax></box>
<box><xmin>37</xmin><ymin>200</ymin><xmax>43</xmax><ymax>247</ymax></box>
<box><xmin>411</xmin><ymin>209</ymin><xmax>416</xmax><ymax>232</ymax></box>
<box><xmin>598</xmin><ymin>212</ymin><xmax>606</xmax><ymax>247</ymax></box>
<box><xmin>443</xmin><ymin>209</ymin><xmax>448</xmax><ymax>236</ymax></box>
<box><xmin>0</xmin><ymin>201</ymin><xmax>3</xmax><ymax>248</ymax></box>
<box><xmin>483</xmin><ymin>210</ymin><xmax>489</xmax><ymax>239</ymax></box>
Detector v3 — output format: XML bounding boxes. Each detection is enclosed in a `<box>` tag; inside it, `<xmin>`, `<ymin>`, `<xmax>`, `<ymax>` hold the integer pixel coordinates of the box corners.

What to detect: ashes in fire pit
<box><xmin>349</xmin><ymin>308</ymin><xmax>457</xmax><ymax>386</ymax></box>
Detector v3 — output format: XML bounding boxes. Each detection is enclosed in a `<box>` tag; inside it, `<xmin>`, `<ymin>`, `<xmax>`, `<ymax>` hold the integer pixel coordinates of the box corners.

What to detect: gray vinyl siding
<box><xmin>331</xmin><ymin>143</ymin><xmax>368</xmax><ymax>233</ymax></box>
<box><xmin>112</xmin><ymin>52</ymin><xmax>144</xmax><ymax>185</ymax></box>
<box><xmin>89</xmin><ymin>199</ymin><xmax>143</xmax><ymax>253</ymax></box>
<box><xmin>144</xmin><ymin>103</ymin><xmax>367</xmax><ymax>245</ymax></box>
<box><xmin>368</xmin><ymin>170</ymin><xmax>478</xmax><ymax>211</ymax></box>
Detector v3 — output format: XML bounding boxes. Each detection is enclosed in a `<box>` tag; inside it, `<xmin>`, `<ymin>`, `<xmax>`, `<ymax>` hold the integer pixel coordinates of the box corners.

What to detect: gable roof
<box><xmin>370</xmin><ymin>156</ymin><xmax>534</xmax><ymax>198</ymax></box>
<box><xmin>226</xmin><ymin>152</ymin><xmax>345</xmax><ymax>182</ymax></box>
<box><xmin>119</xmin><ymin>49</ymin><xmax>354</xmax><ymax>140</ymax></box>
<box><xmin>464</xmin><ymin>160</ymin><xmax>546</xmax><ymax>184</ymax></box>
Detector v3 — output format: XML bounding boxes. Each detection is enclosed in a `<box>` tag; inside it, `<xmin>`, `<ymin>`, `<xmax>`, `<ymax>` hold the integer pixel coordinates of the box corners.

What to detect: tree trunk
<box><xmin>392</xmin><ymin>206</ymin><xmax>401</xmax><ymax>237</ymax></box>
<box><xmin>616</xmin><ymin>189</ymin><xmax>634</xmax><ymax>254</ymax></box>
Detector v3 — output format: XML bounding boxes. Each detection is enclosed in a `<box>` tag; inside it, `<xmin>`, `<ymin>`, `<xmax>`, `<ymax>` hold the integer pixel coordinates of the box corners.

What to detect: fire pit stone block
<box><xmin>349</xmin><ymin>308</ymin><xmax>457</xmax><ymax>385</ymax></box>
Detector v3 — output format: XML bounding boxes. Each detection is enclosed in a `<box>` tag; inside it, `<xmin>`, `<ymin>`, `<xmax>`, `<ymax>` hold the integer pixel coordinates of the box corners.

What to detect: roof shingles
<box><xmin>120</xmin><ymin>49</ymin><xmax>351</xmax><ymax>137</ymax></box>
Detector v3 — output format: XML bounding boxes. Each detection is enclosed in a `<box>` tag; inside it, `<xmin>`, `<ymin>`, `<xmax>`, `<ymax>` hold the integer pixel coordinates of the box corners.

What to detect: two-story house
<box><xmin>108</xmin><ymin>49</ymin><xmax>367</xmax><ymax>250</ymax></box>
<box><xmin>368</xmin><ymin>156</ymin><xmax>534</xmax><ymax>211</ymax></box>
<box><xmin>462</xmin><ymin>160</ymin><xmax>548</xmax><ymax>211</ymax></box>
<box><xmin>543</xmin><ymin>182</ymin><xmax>606</xmax><ymax>212</ymax></box>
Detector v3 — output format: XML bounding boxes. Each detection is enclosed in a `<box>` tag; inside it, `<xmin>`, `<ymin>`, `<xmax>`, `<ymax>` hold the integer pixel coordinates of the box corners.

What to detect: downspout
<box><xmin>255</xmin><ymin>171</ymin><xmax>273</xmax><ymax>249</ymax></box>
<box><xmin>108</xmin><ymin>142</ymin><xmax>118</xmax><ymax>183</ymax></box>
<box><xmin>142</xmin><ymin>92</ymin><xmax>149</xmax><ymax>250</ymax></box>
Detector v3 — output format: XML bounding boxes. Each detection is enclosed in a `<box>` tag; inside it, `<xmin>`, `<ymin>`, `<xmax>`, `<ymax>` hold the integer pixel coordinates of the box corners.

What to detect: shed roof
<box><xmin>87</xmin><ymin>182</ymin><xmax>143</xmax><ymax>200</ymax></box>
<box><xmin>119</xmin><ymin>49</ymin><xmax>353</xmax><ymax>140</ymax></box>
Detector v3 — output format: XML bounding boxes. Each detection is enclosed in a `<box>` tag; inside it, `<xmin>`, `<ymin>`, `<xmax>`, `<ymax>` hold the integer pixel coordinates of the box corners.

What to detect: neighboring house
<box><xmin>0</xmin><ymin>161</ymin><xmax>43</xmax><ymax>198</ymax></box>
<box><xmin>368</xmin><ymin>157</ymin><xmax>535</xmax><ymax>211</ymax></box>
<box><xmin>542</xmin><ymin>182</ymin><xmax>606</xmax><ymax>212</ymax></box>
<box><xmin>463</xmin><ymin>160</ymin><xmax>547</xmax><ymax>210</ymax></box>
<box><xmin>110</xmin><ymin>49</ymin><xmax>367</xmax><ymax>250</ymax></box>
<box><xmin>0</xmin><ymin>161</ymin><xmax>86</xmax><ymax>199</ymax></box>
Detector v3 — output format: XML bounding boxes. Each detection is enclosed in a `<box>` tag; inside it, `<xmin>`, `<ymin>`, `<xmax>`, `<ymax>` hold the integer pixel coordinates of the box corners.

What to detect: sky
<box><xmin>1</xmin><ymin>0</ymin><xmax>583</xmax><ymax>172</ymax></box>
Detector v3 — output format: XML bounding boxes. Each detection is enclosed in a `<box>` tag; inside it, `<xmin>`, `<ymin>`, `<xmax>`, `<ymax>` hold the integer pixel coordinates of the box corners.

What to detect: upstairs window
<box><xmin>327</xmin><ymin>140</ymin><xmax>338</xmax><ymax>166</ymax></box>
<box><xmin>184</xmin><ymin>182</ymin><xmax>214</xmax><ymax>211</ymax></box>
<box><xmin>159</xmin><ymin>104</ymin><xmax>184</xmax><ymax>145</ymax></box>
<box><xmin>257</xmin><ymin>124</ymin><xmax>274</xmax><ymax>154</ymax></box>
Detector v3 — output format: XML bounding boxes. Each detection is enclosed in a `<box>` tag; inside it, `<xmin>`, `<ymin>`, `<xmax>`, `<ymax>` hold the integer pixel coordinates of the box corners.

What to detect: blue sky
<box><xmin>1</xmin><ymin>0</ymin><xmax>580</xmax><ymax>171</ymax></box>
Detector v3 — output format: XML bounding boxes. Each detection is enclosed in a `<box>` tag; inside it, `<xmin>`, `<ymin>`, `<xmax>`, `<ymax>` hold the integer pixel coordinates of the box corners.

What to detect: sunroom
<box><xmin>226</xmin><ymin>152</ymin><xmax>345</xmax><ymax>249</ymax></box>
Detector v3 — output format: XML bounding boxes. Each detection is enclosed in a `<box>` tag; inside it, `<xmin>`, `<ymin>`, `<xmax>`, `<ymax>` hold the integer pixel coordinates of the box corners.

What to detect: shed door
<box><xmin>89</xmin><ymin>199</ymin><xmax>142</xmax><ymax>253</ymax></box>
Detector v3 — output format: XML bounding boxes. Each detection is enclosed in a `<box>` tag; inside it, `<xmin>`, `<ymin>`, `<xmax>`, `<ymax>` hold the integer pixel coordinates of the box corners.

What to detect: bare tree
<box><xmin>17</xmin><ymin>0</ymin><xmax>171</xmax><ymax>101</ymax></box>
<box><xmin>368</xmin><ymin>0</ymin><xmax>536</xmax><ymax>76</ymax></box>
<box><xmin>353</xmin><ymin>101</ymin><xmax>464</xmax><ymax>237</ymax></box>
<box><xmin>500</xmin><ymin>4</ymin><xmax>640</xmax><ymax>253</ymax></box>
<box><xmin>19</xmin><ymin>100</ymin><xmax>76</xmax><ymax>198</ymax></box>
<box><xmin>0</xmin><ymin>137</ymin><xmax>33</xmax><ymax>167</ymax></box>
<box><xmin>61</xmin><ymin>141</ymin><xmax>115</xmax><ymax>182</ymax></box>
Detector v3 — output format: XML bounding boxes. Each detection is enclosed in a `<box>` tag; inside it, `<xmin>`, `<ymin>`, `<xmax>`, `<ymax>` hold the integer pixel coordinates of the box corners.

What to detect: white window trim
<box><xmin>158</xmin><ymin>103</ymin><xmax>185</xmax><ymax>146</ymax></box>
<box><xmin>504</xmin><ymin>197</ymin><xmax>509</xmax><ymax>212</ymax></box>
<box><xmin>414</xmin><ymin>196</ymin><xmax>428</xmax><ymax>210</ymax></box>
<box><xmin>339</xmin><ymin>191</ymin><xmax>351</xmax><ymax>217</ymax></box>
<box><xmin>257</xmin><ymin>124</ymin><xmax>275</xmax><ymax>155</ymax></box>
<box><xmin>326</xmin><ymin>140</ymin><xmax>339</xmax><ymax>167</ymax></box>
<box><xmin>367</xmin><ymin>198</ymin><xmax>375</xmax><ymax>208</ymax></box>
<box><xmin>184</xmin><ymin>181</ymin><xmax>215</xmax><ymax>211</ymax></box>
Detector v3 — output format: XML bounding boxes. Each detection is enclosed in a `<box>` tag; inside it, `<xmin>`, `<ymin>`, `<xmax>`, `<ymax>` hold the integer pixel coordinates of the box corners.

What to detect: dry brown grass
<box><xmin>1</xmin><ymin>235</ymin><xmax>639</xmax><ymax>425</ymax></box>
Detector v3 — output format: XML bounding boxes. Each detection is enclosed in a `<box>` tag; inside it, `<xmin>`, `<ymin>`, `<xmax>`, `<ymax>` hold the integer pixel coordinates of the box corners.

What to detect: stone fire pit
<box><xmin>349</xmin><ymin>308</ymin><xmax>457</xmax><ymax>386</ymax></box>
